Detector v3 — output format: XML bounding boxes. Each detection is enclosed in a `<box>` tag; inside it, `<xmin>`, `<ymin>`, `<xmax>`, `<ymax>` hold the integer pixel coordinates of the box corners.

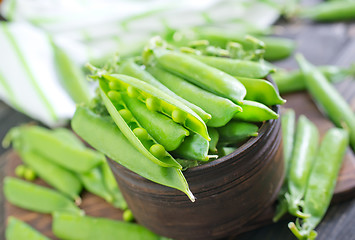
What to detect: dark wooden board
<box><xmin>2</xmin><ymin>87</ymin><xmax>355</xmax><ymax>239</ymax></box>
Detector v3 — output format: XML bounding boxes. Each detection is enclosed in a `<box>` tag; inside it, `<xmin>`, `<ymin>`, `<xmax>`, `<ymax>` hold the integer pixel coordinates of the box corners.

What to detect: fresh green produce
<box><xmin>299</xmin><ymin>1</ymin><xmax>355</xmax><ymax>21</ymax></box>
<box><xmin>289</xmin><ymin>128</ymin><xmax>349</xmax><ymax>239</ymax></box>
<box><xmin>123</xmin><ymin>209</ymin><xmax>135</xmax><ymax>222</ymax></box>
<box><xmin>3</xmin><ymin>125</ymin><xmax>105</xmax><ymax>173</ymax></box>
<box><xmin>296</xmin><ymin>54</ymin><xmax>355</xmax><ymax>152</ymax></box>
<box><xmin>147</xmin><ymin>66</ymin><xmax>241</xmax><ymax>127</ymax></box>
<box><xmin>208</xmin><ymin>127</ymin><xmax>219</xmax><ymax>154</ymax></box>
<box><xmin>217</xmin><ymin>121</ymin><xmax>259</xmax><ymax>145</ymax></box>
<box><xmin>146</xmin><ymin>47</ymin><xmax>246</xmax><ymax>105</ymax></box>
<box><xmin>273</xmin><ymin>65</ymin><xmax>354</xmax><ymax>94</ymax></box>
<box><xmin>71</xmin><ymin>106</ymin><xmax>195</xmax><ymax>201</ymax></box>
<box><xmin>4</xmin><ymin>177</ymin><xmax>83</xmax><ymax>215</ymax></box>
<box><xmin>286</xmin><ymin>115</ymin><xmax>319</xmax><ymax>218</ymax></box>
<box><xmin>52</xmin><ymin>212</ymin><xmax>162</xmax><ymax>240</ymax></box>
<box><xmin>237</xmin><ymin>77</ymin><xmax>286</xmax><ymax>106</ymax></box>
<box><xmin>18</xmin><ymin>150</ymin><xmax>82</xmax><ymax>202</ymax></box>
<box><xmin>6</xmin><ymin>217</ymin><xmax>50</xmax><ymax>240</ymax></box>
<box><xmin>233</xmin><ymin>100</ymin><xmax>279</xmax><ymax>122</ymax></box>
<box><xmin>119</xmin><ymin>58</ymin><xmax>211</xmax><ymax>122</ymax></box>
<box><xmin>14</xmin><ymin>164</ymin><xmax>26</xmax><ymax>178</ymax></box>
<box><xmin>188</xmin><ymin>54</ymin><xmax>274</xmax><ymax>79</ymax></box>
<box><xmin>98</xmin><ymin>79</ymin><xmax>181</xmax><ymax>169</ymax></box>
<box><xmin>121</xmin><ymin>92</ymin><xmax>189</xmax><ymax>151</ymax></box>
<box><xmin>172</xmin><ymin>133</ymin><xmax>209</xmax><ymax>161</ymax></box>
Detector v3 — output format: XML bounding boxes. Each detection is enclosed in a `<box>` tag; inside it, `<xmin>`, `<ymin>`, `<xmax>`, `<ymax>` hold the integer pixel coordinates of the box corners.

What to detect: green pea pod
<box><xmin>51</xmin><ymin>39</ymin><xmax>91</xmax><ymax>104</ymax></box>
<box><xmin>6</xmin><ymin>217</ymin><xmax>50</xmax><ymax>240</ymax></box>
<box><xmin>99</xmin><ymin>79</ymin><xmax>181</xmax><ymax>169</ymax></box>
<box><xmin>52</xmin><ymin>212</ymin><xmax>161</xmax><ymax>240</ymax></box>
<box><xmin>4</xmin><ymin>177</ymin><xmax>83</xmax><ymax>215</ymax></box>
<box><xmin>299</xmin><ymin>1</ymin><xmax>355</xmax><ymax>21</ymax></box>
<box><xmin>281</xmin><ymin>109</ymin><xmax>296</xmax><ymax>177</ymax></box>
<box><xmin>103</xmin><ymin>73</ymin><xmax>210</xmax><ymax>140</ymax></box>
<box><xmin>100</xmin><ymin>160</ymin><xmax>127</xmax><ymax>210</ymax></box>
<box><xmin>296</xmin><ymin>54</ymin><xmax>355</xmax><ymax>152</ymax></box>
<box><xmin>121</xmin><ymin>93</ymin><xmax>188</xmax><ymax>151</ymax></box>
<box><xmin>71</xmin><ymin>106</ymin><xmax>195</xmax><ymax>201</ymax></box>
<box><xmin>172</xmin><ymin>133</ymin><xmax>209</xmax><ymax>161</ymax></box>
<box><xmin>189</xmin><ymin>54</ymin><xmax>274</xmax><ymax>79</ymax></box>
<box><xmin>287</xmin><ymin>115</ymin><xmax>319</xmax><ymax>218</ymax></box>
<box><xmin>147</xmin><ymin>66</ymin><xmax>241</xmax><ymax>127</ymax></box>
<box><xmin>3</xmin><ymin>126</ymin><xmax>105</xmax><ymax>173</ymax></box>
<box><xmin>218</xmin><ymin>120</ymin><xmax>259</xmax><ymax>145</ymax></box>
<box><xmin>176</xmin><ymin>159</ymin><xmax>199</xmax><ymax>171</ymax></box>
<box><xmin>52</xmin><ymin>128</ymin><xmax>85</xmax><ymax>149</ymax></box>
<box><xmin>120</xmin><ymin>59</ymin><xmax>211</xmax><ymax>122</ymax></box>
<box><xmin>236</xmin><ymin>77</ymin><xmax>286</xmax><ymax>106</ymax></box>
<box><xmin>208</xmin><ymin>127</ymin><xmax>219</xmax><ymax>154</ymax></box>
<box><xmin>218</xmin><ymin>146</ymin><xmax>238</xmax><ymax>158</ymax></box>
<box><xmin>77</xmin><ymin>166</ymin><xmax>114</xmax><ymax>204</ymax></box>
<box><xmin>18</xmin><ymin>150</ymin><xmax>82</xmax><ymax>203</ymax></box>
<box><xmin>273</xmin><ymin>65</ymin><xmax>353</xmax><ymax>94</ymax></box>
<box><xmin>289</xmin><ymin>128</ymin><xmax>349</xmax><ymax>239</ymax></box>
<box><xmin>233</xmin><ymin>100</ymin><xmax>279</xmax><ymax>122</ymax></box>
<box><xmin>193</xmin><ymin>28</ymin><xmax>295</xmax><ymax>61</ymax></box>
<box><xmin>150</xmin><ymin>49</ymin><xmax>246</xmax><ymax>105</ymax></box>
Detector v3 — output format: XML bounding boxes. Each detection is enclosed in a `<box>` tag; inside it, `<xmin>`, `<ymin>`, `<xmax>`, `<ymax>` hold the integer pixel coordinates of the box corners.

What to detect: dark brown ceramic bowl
<box><xmin>110</xmin><ymin>104</ymin><xmax>284</xmax><ymax>240</ymax></box>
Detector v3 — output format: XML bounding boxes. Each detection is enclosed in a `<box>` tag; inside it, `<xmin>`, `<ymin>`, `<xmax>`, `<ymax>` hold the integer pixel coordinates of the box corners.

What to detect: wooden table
<box><xmin>0</xmin><ymin>1</ymin><xmax>355</xmax><ymax>239</ymax></box>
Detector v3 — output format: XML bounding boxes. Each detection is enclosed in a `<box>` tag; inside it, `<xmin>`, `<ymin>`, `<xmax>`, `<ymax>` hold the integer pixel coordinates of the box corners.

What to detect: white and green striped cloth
<box><xmin>0</xmin><ymin>0</ymin><xmax>281</xmax><ymax>126</ymax></box>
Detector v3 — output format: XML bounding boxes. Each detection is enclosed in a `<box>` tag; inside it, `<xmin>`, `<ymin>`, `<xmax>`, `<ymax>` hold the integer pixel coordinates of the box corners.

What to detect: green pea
<box><xmin>108</xmin><ymin>90</ymin><xmax>122</xmax><ymax>102</ymax></box>
<box><xmin>109</xmin><ymin>81</ymin><xmax>121</xmax><ymax>90</ymax></box>
<box><xmin>150</xmin><ymin>144</ymin><xmax>166</xmax><ymax>158</ymax></box>
<box><xmin>15</xmin><ymin>164</ymin><xmax>26</xmax><ymax>178</ymax></box>
<box><xmin>146</xmin><ymin>97</ymin><xmax>160</xmax><ymax>112</ymax></box>
<box><xmin>123</xmin><ymin>209</ymin><xmax>135</xmax><ymax>222</ymax></box>
<box><xmin>127</xmin><ymin>86</ymin><xmax>139</xmax><ymax>98</ymax></box>
<box><xmin>118</xmin><ymin>109</ymin><xmax>133</xmax><ymax>122</ymax></box>
<box><xmin>172</xmin><ymin>109</ymin><xmax>187</xmax><ymax>124</ymax></box>
<box><xmin>6</xmin><ymin>217</ymin><xmax>50</xmax><ymax>240</ymax></box>
<box><xmin>23</xmin><ymin>168</ymin><xmax>37</xmax><ymax>181</ymax></box>
<box><xmin>133</xmin><ymin>127</ymin><xmax>149</xmax><ymax>141</ymax></box>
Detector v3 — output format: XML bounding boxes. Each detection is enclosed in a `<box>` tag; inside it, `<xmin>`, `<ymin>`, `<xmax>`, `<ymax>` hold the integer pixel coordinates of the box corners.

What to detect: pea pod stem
<box><xmin>72</xmin><ymin>106</ymin><xmax>195</xmax><ymax>202</ymax></box>
<box><xmin>296</xmin><ymin>54</ymin><xmax>355</xmax><ymax>152</ymax></box>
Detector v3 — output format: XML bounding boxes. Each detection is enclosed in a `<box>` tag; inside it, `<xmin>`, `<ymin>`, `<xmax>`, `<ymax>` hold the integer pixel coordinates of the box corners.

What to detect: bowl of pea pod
<box><xmin>72</xmin><ymin>36</ymin><xmax>286</xmax><ymax>239</ymax></box>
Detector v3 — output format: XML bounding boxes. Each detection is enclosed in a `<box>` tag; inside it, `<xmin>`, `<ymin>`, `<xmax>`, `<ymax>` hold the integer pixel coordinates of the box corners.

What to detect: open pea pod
<box><xmin>150</xmin><ymin>49</ymin><xmax>246</xmax><ymax>105</ymax></box>
<box><xmin>236</xmin><ymin>77</ymin><xmax>286</xmax><ymax>106</ymax></box>
<box><xmin>103</xmin><ymin>74</ymin><xmax>210</xmax><ymax>140</ymax></box>
<box><xmin>234</xmin><ymin>100</ymin><xmax>279</xmax><ymax>122</ymax></box>
<box><xmin>121</xmin><ymin>92</ymin><xmax>189</xmax><ymax>151</ymax></box>
<box><xmin>71</xmin><ymin>106</ymin><xmax>195</xmax><ymax>201</ymax></box>
<box><xmin>99</xmin><ymin>79</ymin><xmax>181</xmax><ymax>169</ymax></box>
<box><xmin>147</xmin><ymin>66</ymin><xmax>241</xmax><ymax>127</ymax></box>
<box><xmin>120</xmin><ymin>59</ymin><xmax>211</xmax><ymax>122</ymax></box>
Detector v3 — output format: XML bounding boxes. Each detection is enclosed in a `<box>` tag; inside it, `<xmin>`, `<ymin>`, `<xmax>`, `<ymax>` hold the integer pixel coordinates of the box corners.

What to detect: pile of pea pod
<box><xmin>3</xmin><ymin>126</ymin><xmax>167</xmax><ymax>239</ymax></box>
<box><xmin>73</xmin><ymin>35</ymin><xmax>286</xmax><ymax>201</ymax></box>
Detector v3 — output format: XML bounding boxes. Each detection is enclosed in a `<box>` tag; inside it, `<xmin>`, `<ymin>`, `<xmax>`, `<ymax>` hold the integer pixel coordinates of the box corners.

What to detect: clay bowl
<box><xmin>110</xmin><ymin>104</ymin><xmax>284</xmax><ymax>240</ymax></box>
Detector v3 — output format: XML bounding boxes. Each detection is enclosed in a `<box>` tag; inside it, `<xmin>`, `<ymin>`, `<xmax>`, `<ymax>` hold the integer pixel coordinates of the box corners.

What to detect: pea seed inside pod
<box><xmin>150</xmin><ymin>144</ymin><xmax>166</xmax><ymax>158</ymax></box>
<box><xmin>133</xmin><ymin>127</ymin><xmax>149</xmax><ymax>141</ymax></box>
<box><xmin>146</xmin><ymin>97</ymin><xmax>160</xmax><ymax>112</ymax></box>
<box><xmin>118</xmin><ymin>109</ymin><xmax>133</xmax><ymax>122</ymax></box>
<box><xmin>108</xmin><ymin>91</ymin><xmax>122</xmax><ymax>102</ymax></box>
<box><xmin>109</xmin><ymin>81</ymin><xmax>121</xmax><ymax>90</ymax></box>
<box><xmin>127</xmin><ymin>86</ymin><xmax>139</xmax><ymax>98</ymax></box>
<box><xmin>172</xmin><ymin>109</ymin><xmax>187</xmax><ymax>124</ymax></box>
